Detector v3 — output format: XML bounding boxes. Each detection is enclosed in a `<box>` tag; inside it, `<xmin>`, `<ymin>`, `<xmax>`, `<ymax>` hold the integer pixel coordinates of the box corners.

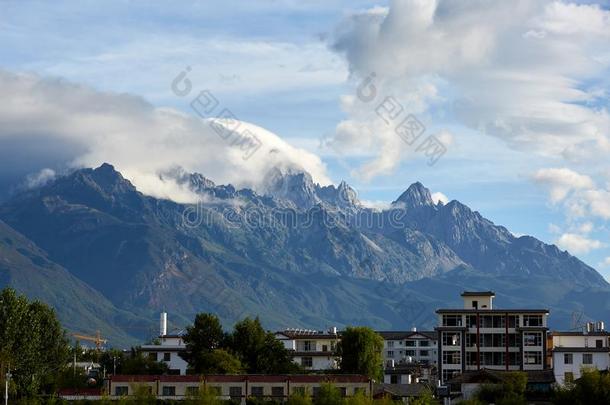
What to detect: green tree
<box><xmin>314</xmin><ymin>383</ymin><xmax>343</xmax><ymax>405</ymax></box>
<box><xmin>553</xmin><ymin>368</ymin><xmax>610</xmax><ymax>405</ymax></box>
<box><xmin>0</xmin><ymin>288</ymin><xmax>70</xmax><ymax>396</ymax></box>
<box><xmin>229</xmin><ymin>316</ymin><xmax>295</xmax><ymax>373</ymax></box>
<box><xmin>181</xmin><ymin>313</ymin><xmax>227</xmax><ymax>372</ymax></box>
<box><xmin>188</xmin><ymin>349</ymin><xmax>243</xmax><ymax>374</ymax></box>
<box><xmin>185</xmin><ymin>383</ymin><xmax>223</xmax><ymax>405</ymax></box>
<box><xmin>336</xmin><ymin>327</ymin><xmax>383</xmax><ymax>380</ymax></box>
<box><xmin>287</xmin><ymin>392</ymin><xmax>313</xmax><ymax>405</ymax></box>
<box><xmin>121</xmin><ymin>347</ymin><xmax>169</xmax><ymax>375</ymax></box>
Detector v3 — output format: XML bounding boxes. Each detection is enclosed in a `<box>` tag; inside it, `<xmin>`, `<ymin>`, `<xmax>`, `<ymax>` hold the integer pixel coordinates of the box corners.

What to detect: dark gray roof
<box><xmin>461</xmin><ymin>291</ymin><xmax>495</xmax><ymax>297</ymax></box>
<box><xmin>377</xmin><ymin>331</ymin><xmax>436</xmax><ymax>340</ymax></box>
<box><xmin>373</xmin><ymin>383</ymin><xmax>428</xmax><ymax>398</ymax></box>
<box><xmin>553</xmin><ymin>347</ymin><xmax>610</xmax><ymax>353</ymax></box>
<box><xmin>550</xmin><ymin>331</ymin><xmax>610</xmax><ymax>336</ymax></box>
<box><xmin>448</xmin><ymin>369</ymin><xmax>555</xmax><ymax>385</ymax></box>
<box><xmin>437</xmin><ymin>309</ymin><xmax>549</xmax><ymax>314</ymax></box>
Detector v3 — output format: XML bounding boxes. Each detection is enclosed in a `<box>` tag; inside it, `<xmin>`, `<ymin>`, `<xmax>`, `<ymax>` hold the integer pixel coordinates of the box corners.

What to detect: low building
<box><xmin>447</xmin><ymin>369</ymin><xmax>555</xmax><ymax>401</ymax></box>
<box><xmin>106</xmin><ymin>374</ymin><xmax>372</xmax><ymax>402</ymax></box>
<box><xmin>139</xmin><ymin>312</ymin><xmax>188</xmax><ymax>375</ymax></box>
<box><xmin>550</xmin><ymin>326</ymin><xmax>610</xmax><ymax>385</ymax></box>
<box><xmin>274</xmin><ymin>328</ymin><xmax>340</xmax><ymax>371</ymax></box>
<box><xmin>436</xmin><ymin>291</ymin><xmax>550</xmax><ymax>383</ymax></box>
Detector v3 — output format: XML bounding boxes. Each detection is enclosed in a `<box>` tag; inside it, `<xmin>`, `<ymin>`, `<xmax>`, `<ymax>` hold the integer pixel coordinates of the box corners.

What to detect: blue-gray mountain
<box><xmin>0</xmin><ymin>163</ymin><xmax>608</xmax><ymax>345</ymax></box>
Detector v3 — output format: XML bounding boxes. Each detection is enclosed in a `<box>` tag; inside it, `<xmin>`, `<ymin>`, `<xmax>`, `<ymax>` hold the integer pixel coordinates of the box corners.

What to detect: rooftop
<box><xmin>461</xmin><ymin>291</ymin><xmax>495</xmax><ymax>297</ymax></box>
<box><xmin>109</xmin><ymin>374</ymin><xmax>370</xmax><ymax>383</ymax></box>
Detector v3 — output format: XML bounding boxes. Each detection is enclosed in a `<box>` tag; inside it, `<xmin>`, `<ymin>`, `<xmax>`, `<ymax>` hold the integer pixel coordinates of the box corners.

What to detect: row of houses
<box><xmin>113</xmin><ymin>291</ymin><xmax>609</xmax><ymax>401</ymax></box>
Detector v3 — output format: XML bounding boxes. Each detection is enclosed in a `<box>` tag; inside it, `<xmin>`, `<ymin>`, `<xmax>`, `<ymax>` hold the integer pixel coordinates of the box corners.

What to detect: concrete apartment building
<box><xmin>106</xmin><ymin>374</ymin><xmax>372</xmax><ymax>401</ymax></box>
<box><xmin>551</xmin><ymin>325</ymin><xmax>610</xmax><ymax>385</ymax></box>
<box><xmin>274</xmin><ymin>328</ymin><xmax>340</xmax><ymax>371</ymax></box>
<box><xmin>378</xmin><ymin>329</ymin><xmax>438</xmax><ymax>384</ymax></box>
<box><xmin>437</xmin><ymin>291</ymin><xmax>549</xmax><ymax>383</ymax></box>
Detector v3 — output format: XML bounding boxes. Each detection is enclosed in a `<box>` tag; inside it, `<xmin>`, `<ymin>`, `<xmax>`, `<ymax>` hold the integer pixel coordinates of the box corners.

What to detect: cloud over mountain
<box><xmin>0</xmin><ymin>70</ymin><xmax>331</xmax><ymax>203</ymax></box>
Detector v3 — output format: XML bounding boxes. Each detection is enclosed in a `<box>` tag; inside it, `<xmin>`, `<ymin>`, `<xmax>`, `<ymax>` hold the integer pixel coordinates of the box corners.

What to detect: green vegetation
<box><xmin>181</xmin><ymin>314</ymin><xmax>298</xmax><ymax>374</ymax></box>
<box><xmin>335</xmin><ymin>327</ymin><xmax>384</xmax><ymax>380</ymax></box>
<box><xmin>0</xmin><ymin>288</ymin><xmax>70</xmax><ymax>396</ymax></box>
<box><xmin>552</xmin><ymin>368</ymin><xmax>610</xmax><ymax>404</ymax></box>
<box><xmin>457</xmin><ymin>372</ymin><xmax>528</xmax><ymax>405</ymax></box>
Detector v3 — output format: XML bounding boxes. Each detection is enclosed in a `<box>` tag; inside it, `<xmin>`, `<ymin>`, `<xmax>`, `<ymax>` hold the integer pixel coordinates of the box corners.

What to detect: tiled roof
<box><xmin>377</xmin><ymin>331</ymin><xmax>436</xmax><ymax>340</ymax></box>
<box><xmin>109</xmin><ymin>374</ymin><xmax>370</xmax><ymax>383</ymax></box>
<box><xmin>373</xmin><ymin>383</ymin><xmax>428</xmax><ymax>397</ymax></box>
<box><xmin>553</xmin><ymin>347</ymin><xmax>610</xmax><ymax>353</ymax></box>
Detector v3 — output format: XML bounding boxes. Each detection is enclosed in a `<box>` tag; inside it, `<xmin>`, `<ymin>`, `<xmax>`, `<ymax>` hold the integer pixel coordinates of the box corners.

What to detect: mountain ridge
<box><xmin>0</xmin><ymin>163</ymin><xmax>608</xmax><ymax>344</ymax></box>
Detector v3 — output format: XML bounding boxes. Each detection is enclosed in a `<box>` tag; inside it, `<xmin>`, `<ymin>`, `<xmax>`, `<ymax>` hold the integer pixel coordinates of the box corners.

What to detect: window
<box><xmin>272</xmin><ymin>387</ymin><xmax>284</xmax><ymax>398</ymax></box>
<box><xmin>523</xmin><ymin>315</ymin><xmax>543</xmax><ymax>327</ymax></box>
<box><xmin>524</xmin><ymin>332</ymin><xmax>542</xmax><ymax>346</ymax></box>
<box><xmin>524</xmin><ymin>352</ymin><xmax>542</xmax><ymax>365</ymax></box>
<box><xmin>301</xmin><ymin>357</ymin><xmax>313</xmax><ymax>367</ymax></box>
<box><xmin>162</xmin><ymin>386</ymin><xmax>176</xmax><ymax>396</ymax></box>
<box><xmin>442</xmin><ymin>332</ymin><xmax>460</xmax><ymax>346</ymax></box>
<box><xmin>420</xmin><ymin>350</ymin><xmax>429</xmax><ymax>356</ymax></box>
<box><xmin>303</xmin><ymin>340</ymin><xmax>314</xmax><ymax>351</ymax></box>
<box><xmin>387</xmin><ymin>341</ymin><xmax>395</xmax><ymax>348</ymax></box>
<box><xmin>390</xmin><ymin>375</ymin><xmax>398</xmax><ymax>384</ymax></box>
<box><xmin>596</xmin><ymin>339</ymin><xmax>603</xmax><ymax>348</ymax></box>
<box><xmin>564</xmin><ymin>353</ymin><xmax>573</xmax><ymax>364</ymax></box>
<box><xmin>583</xmin><ymin>353</ymin><xmax>593</xmax><ymax>364</ymax></box>
<box><xmin>229</xmin><ymin>386</ymin><xmax>242</xmax><ymax>399</ymax></box>
<box><xmin>148</xmin><ymin>352</ymin><xmax>157</xmax><ymax>361</ymax></box>
<box><xmin>163</xmin><ymin>352</ymin><xmax>171</xmax><ymax>361</ymax></box>
<box><xmin>251</xmin><ymin>386</ymin><xmax>264</xmax><ymax>397</ymax></box>
<box><xmin>115</xmin><ymin>386</ymin><xmax>128</xmax><ymax>396</ymax></box>
<box><xmin>386</xmin><ymin>351</ymin><xmax>394</xmax><ymax>357</ymax></box>
<box><xmin>339</xmin><ymin>387</ymin><xmax>347</xmax><ymax>397</ymax></box>
<box><xmin>442</xmin><ymin>315</ymin><xmax>463</xmax><ymax>327</ymax></box>
<box><xmin>419</xmin><ymin>340</ymin><xmax>430</xmax><ymax>347</ymax></box>
<box><xmin>312</xmin><ymin>387</ymin><xmax>321</xmax><ymax>397</ymax></box>
<box><xmin>322</xmin><ymin>344</ymin><xmax>328</xmax><ymax>352</ymax></box>
<box><xmin>442</xmin><ymin>370</ymin><xmax>458</xmax><ymax>383</ymax></box>
<box><xmin>405</xmin><ymin>340</ymin><xmax>416</xmax><ymax>347</ymax></box>
<box><xmin>442</xmin><ymin>351</ymin><xmax>461</xmax><ymax>365</ymax></box>
<box><xmin>186</xmin><ymin>386</ymin><xmax>199</xmax><ymax>396</ymax></box>
<box><xmin>565</xmin><ymin>372</ymin><xmax>574</xmax><ymax>383</ymax></box>
<box><xmin>406</xmin><ymin>350</ymin><xmax>415</xmax><ymax>356</ymax></box>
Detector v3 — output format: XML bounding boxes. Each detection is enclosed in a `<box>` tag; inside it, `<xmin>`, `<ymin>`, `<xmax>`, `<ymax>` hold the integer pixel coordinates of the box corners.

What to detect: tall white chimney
<box><xmin>160</xmin><ymin>312</ymin><xmax>167</xmax><ymax>336</ymax></box>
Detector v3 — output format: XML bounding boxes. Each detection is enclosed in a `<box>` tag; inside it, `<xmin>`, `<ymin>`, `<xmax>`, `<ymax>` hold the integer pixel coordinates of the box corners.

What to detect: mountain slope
<box><xmin>0</xmin><ymin>219</ymin><xmax>146</xmax><ymax>346</ymax></box>
<box><xmin>0</xmin><ymin>163</ymin><xmax>608</xmax><ymax>342</ymax></box>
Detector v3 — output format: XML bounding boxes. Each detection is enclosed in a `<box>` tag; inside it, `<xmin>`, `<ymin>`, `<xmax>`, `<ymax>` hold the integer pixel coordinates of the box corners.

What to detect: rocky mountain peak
<box><xmin>394</xmin><ymin>182</ymin><xmax>434</xmax><ymax>207</ymax></box>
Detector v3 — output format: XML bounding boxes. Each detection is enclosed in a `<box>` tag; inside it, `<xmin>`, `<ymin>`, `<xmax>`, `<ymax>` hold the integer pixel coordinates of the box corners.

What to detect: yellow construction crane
<box><xmin>72</xmin><ymin>330</ymin><xmax>108</xmax><ymax>350</ymax></box>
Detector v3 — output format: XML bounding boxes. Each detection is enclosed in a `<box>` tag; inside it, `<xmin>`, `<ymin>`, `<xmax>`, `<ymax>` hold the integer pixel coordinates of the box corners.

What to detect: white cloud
<box><xmin>599</xmin><ymin>257</ymin><xmax>610</xmax><ymax>268</ymax></box>
<box><xmin>431</xmin><ymin>191</ymin><xmax>449</xmax><ymax>205</ymax></box>
<box><xmin>0</xmin><ymin>70</ymin><xmax>331</xmax><ymax>202</ymax></box>
<box><xmin>25</xmin><ymin>168</ymin><xmax>56</xmax><ymax>189</ymax></box>
<box><xmin>532</xmin><ymin>167</ymin><xmax>595</xmax><ymax>203</ymax></box>
<box><xmin>556</xmin><ymin>233</ymin><xmax>604</xmax><ymax>254</ymax></box>
<box><xmin>548</xmin><ymin>223</ymin><xmax>562</xmax><ymax>234</ymax></box>
<box><xmin>328</xmin><ymin>0</ymin><xmax>610</xmax><ymax>178</ymax></box>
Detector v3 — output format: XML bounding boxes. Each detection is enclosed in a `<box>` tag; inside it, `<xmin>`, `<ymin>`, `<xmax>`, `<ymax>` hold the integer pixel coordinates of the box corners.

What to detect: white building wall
<box><xmin>553</xmin><ymin>352</ymin><xmax>610</xmax><ymax>385</ymax></box>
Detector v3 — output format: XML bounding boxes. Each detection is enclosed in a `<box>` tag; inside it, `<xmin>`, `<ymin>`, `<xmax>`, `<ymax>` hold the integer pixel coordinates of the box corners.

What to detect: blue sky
<box><xmin>1</xmin><ymin>0</ymin><xmax>610</xmax><ymax>276</ymax></box>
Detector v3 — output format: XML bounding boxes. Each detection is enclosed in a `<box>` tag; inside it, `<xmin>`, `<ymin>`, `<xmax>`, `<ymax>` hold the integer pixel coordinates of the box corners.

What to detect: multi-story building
<box><xmin>139</xmin><ymin>313</ymin><xmax>188</xmax><ymax>375</ymax></box>
<box><xmin>378</xmin><ymin>329</ymin><xmax>438</xmax><ymax>366</ymax></box>
<box><xmin>436</xmin><ymin>291</ymin><xmax>549</xmax><ymax>383</ymax></box>
<box><xmin>106</xmin><ymin>374</ymin><xmax>372</xmax><ymax>402</ymax></box>
<box><xmin>551</xmin><ymin>326</ymin><xmax>610</xmax><ymax>385</ymax></box>
<box><xmin>274</xmin><ymin>328</ymin><xmax>340</xmax><ymax>371</ymax></box>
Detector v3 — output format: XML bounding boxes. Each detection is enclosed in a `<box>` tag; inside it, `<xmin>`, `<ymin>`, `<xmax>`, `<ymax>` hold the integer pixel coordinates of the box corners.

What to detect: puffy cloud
<box><xmin>556</xmin><ymin>233</ymin><xmax>604</xmax><ymax>254</ymax></box>
<box><xmin>0</xmin><ymin>70</ymin><xmax>331</xmax><ymax>202</ymax></box>
<box><xmin>327</xmin><ymin>0</ymin><xmax>610</xmax><ymax>178</ymax></box>
<box><xmin>532</xmin><ymin>168</ymin><xmax>595</xmax><ymax>203</ymax></box>
<box><xmin>431</xmin><ymin>191</ymin><xmax>449</xmax><ymax>205</ymax></box>
<box><xmin>599</xmin><ymin>257</ymin><xmax>610</xmax><ymax>268</ymax></box>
